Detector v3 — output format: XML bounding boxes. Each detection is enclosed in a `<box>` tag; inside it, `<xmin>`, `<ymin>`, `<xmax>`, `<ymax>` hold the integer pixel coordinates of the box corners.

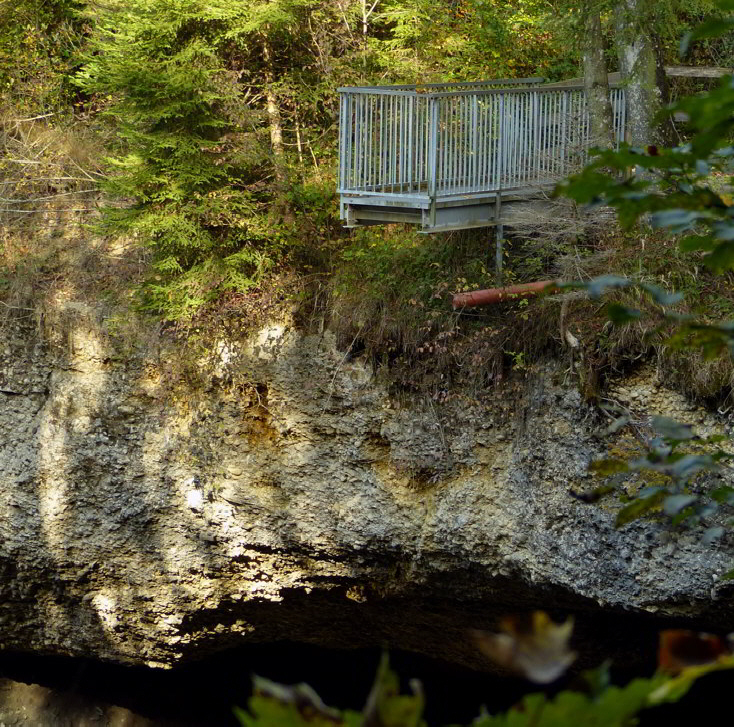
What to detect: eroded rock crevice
<box><xmin>1</xmin><ymin>312</ymin><xmax>733</xmax><ymax>671</ymax></box>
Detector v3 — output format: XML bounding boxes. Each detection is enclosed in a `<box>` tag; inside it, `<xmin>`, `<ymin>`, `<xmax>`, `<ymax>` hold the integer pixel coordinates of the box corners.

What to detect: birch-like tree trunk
<box><xmin>614</xmin><ymin>0</ymin><xmax>661</xmax><ymax>147</ymax></box>
<box><xmin>261</xmin><ymin>35</ymin><xmax>285</xmax><ymax>179</ymax></box>
<box><xmin>582</xmin><ymin>3</ymin><xmax>614</xmax><ymax>149</ymax></box>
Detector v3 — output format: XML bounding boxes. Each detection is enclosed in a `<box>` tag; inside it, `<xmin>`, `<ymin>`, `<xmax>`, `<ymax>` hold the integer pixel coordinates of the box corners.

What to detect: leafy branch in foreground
<box><xmin>234</xmin><ymin>621</ymin><xmax>734</xmax><ymax>727</ymax></box>
<box><xmin>556</xmin><ymin>2</ymin><xmax>734</xmax><ymax>539</ymax></box>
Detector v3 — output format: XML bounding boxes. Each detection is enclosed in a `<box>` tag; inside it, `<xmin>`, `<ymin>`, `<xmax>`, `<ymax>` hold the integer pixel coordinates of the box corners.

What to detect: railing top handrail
<box><xmin>339</xmin><ymin>82</ymin><xmax>623</xmax><ymax>99</ymax></box>
<box><xmin>421</xmin><ymin>85</ymin><xmax>600</xmax><ymax>99</ymax></box>
<box><xmin>337</xmin><ymin>77</ymin><xmax>545</xmax><ymax>94</ymax></box>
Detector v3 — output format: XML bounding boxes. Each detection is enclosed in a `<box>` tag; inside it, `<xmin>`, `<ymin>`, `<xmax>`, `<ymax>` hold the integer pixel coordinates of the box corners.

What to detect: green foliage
<box><xmin>235</xmin><ymin>652</ymin><xmax>734</xmax><ymax>727</ymax></box>
<box><xmin>370</xmin><ymin>0</ymin><xmax>578</xmax><ymax>82</ymax></box>
<box><xmin>0</xmin><ymin>0</ymin><xmax>86</xmax><ymax>112</ymax></box>
<box><xmin>329</xmin><ymin>225</ymin><xmax>495</xmax><ymax>358</ymax></box>
<box><xmin>75</xmin><ymin>0</ymin><xmax>283</xmax><ymax>318</ymax></box>
<box><xmin>558</xmin><ymin>0</ymin><xmax>734</xmax><ymax>532</ymax></box>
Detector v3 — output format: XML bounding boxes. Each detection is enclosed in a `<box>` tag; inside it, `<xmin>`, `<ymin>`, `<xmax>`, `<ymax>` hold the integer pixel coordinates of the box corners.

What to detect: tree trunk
<box><xmin>582</xmin><ymin>4</ymin><xmax>614</xmax><ymax>150</ymax></box>
<box><xmin>614</xmin><ymin>0</ymin><xmax>661</xmax><ymax>148</ymax></box>
<box><xmin>261</xmin><ymin>35</ymin><xmax>285</xmax><ymax>179</ymax></box>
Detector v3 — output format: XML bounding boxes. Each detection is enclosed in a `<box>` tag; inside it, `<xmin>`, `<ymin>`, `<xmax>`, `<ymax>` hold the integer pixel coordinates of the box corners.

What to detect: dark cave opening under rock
<box><xmin>0</xmin><ymin>616</ymin><xmax>732</xmax><ymax>727</ymax></box>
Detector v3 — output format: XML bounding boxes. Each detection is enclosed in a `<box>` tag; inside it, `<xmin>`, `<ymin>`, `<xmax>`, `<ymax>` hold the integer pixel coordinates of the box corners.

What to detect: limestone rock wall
<box><xmin>1</xmin><ymin>309</ymin><xmax>732</xmax><ymax>670</ymax></box>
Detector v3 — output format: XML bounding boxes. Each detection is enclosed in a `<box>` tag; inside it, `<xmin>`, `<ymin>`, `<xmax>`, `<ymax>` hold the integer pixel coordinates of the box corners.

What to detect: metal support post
<box><xmin>495</xmin><ymin>194</ymin><xmax>503</xmax><ymax>285</ymax></box>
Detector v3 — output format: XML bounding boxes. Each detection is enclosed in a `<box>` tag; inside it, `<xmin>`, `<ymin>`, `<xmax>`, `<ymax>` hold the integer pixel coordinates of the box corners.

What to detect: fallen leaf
<box><xmin>658</xmin><ymin>630</ymin><xmax>729</xmax><ymax>674</ymax></box>
<box><xmin>474</xmin><ymin>611</ymin><xmax>576</xmax><ymax>684</ymax></box>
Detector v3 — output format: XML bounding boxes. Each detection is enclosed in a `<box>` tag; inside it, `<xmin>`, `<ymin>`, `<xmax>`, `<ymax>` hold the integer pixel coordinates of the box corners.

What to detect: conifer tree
<box><xmin>76</xmin><ymin>0</ymin><xmax>281</xmax><ymax>317</ymax></box>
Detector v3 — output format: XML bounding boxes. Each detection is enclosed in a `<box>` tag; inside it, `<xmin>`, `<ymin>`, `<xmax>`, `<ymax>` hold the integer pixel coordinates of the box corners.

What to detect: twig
<box><xmin>10</xmin><ymin>113</ymin><xmax>55</xmax><ymax>123</ymax></box>
<box><xmin>0</xmin><ymin>301</ymin><xmax>35</xmax><ymax>311</ymax></box>
<box><xmin>0</xmin><ymin>189</ymin><xmax>98</xmax><ymax>203</ymax></box>
<box><xmin>0</xmin><ymin>207</ymin><xmax>98</xmax><ymax>213</ymax></box>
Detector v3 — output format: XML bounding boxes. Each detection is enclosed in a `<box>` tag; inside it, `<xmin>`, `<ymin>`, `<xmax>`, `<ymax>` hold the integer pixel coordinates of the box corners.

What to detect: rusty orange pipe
<box><xmin>452</xmin><ymin>280</ymin><xmax>559</xmax><ymax>309</ymax></box>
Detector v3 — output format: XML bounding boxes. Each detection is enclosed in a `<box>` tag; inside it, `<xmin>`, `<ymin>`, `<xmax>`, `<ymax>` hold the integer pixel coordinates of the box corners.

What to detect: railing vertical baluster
<box><xmin>476</xmin><ymin>95</ymin><xmax>483</xmax><ymax>191</ymax></box>
<box><xmin>498</xmin><ymin>92</ymin><xmax>505</xmax><ymax>192</ymax></box>
<box><xmin>511</xmin><ymin>94</ymin><xmax>517</xmax><ymax>188</ymax></box>
<box><xmin>366</xmin><ymin>94</ymin><xmax>373</xmax><ymax>190</ymax></box>
<box><xmin>399</xmin><ymin>95</ymin><xmax>404</xmax><ymax>191</ymax></box>
<box><xmin>444</xmin><ymin>98</ymin><xmax>449</xmax><ymax>193</ymax></box>
<box><xmin>529</xmin><ymin>92</ymin><xmax>535</xmax><ymax>183</ymax></box>
<box><xmin>521</xmin><ymin>93</ymin><xmax>527</xmax><ymax>185</ymax></box>
<box><xmin>363</xmin><ymin>93</ymin><xmax>369</xmax><ymax>188</ymax></box>
<box><xmin>400</xmin><ymin>96</ymin><xmax>410</xmax><ymax>192</ymax></box>
<box><xmin>385</xmin><ymin>93</ymin><xmax>390</xmax><ymax>191</ymax></box>
<box><xmin>371</xmin><ymin>94</ymin><xmax>376</xmax><ymax>188</ymax></box>
<box><xmin>556</xmin><ymin>92</ymin><xmax>561</xmax><ymax>176</ymax></box>
<box><xmin>468</xmin><ymin>94</ymin><xmax>474</xmax><ymax>190</ymax></box>
<box><xmin>516</xmin><ymin>94</ymin><xmax>522</xmax><ymax>187</ymax></box>
<box><xmin>456</xmin><ymin>97</ymin><xmax>462</xmax><ymax>192</ymax></box>
<box><xmin>460</xmin><ymin>95</ymin><xmax>465</xmax><ymax>190</ymax></box>
<box><xmin>388</xmin><ymin>94</ymin><xmax>394</xmax><ymax>191</ymax></box>
<box><xmin>535</xmin><ymin>92</ymin><xmax>541</xmax><ymax>183</ymax></box>
<box><xmin>494</xmin><ymin>95</ymin><xmax>505</xmax><ymax>189</ymax></box>
<box><xmin>550</xmin><ymin>92</ymin><xmax>556</xmax><ymax>177</ymax></box>
<box><xmin>449</xmin><ymin>97</ymin><xmax>454</xmax><ymax>192</ymax></box>
<box><xmin>399</xmin><ymin>96</ymin><xmax>404</xmax><ymax>192</ymax></box>
<box><xmin>361</xmin><ymin>94</ymin><xmax>367</xmax><ymax>189</ymax></box>
<box><xmin>340</xmin><ymin>92</ymin><xmax>346</xmax><ymax>191</ymax></box>
<box><xmin>364</xmin><ymin>94</ymin><xmax>370</xmax><ymax>190</ymax></box>
<box><xmin>356</xmin><ymin>93</ymin><xmax>364</xmax><ymax>189</ymax></box>
<box><xmin>491</xmin><ymin>94</ymin><xmax>497</xmax><ymax>191</ymax></box>
<box><xmin>421</xmin><ymin>98</ymin><xmax>426</xmax><ymax>189</ymax></box>
<box><xmin>441</xmin><ymin>99</ymin><xmax>453</xmax><ymax>192</ymax></box>
<box><xmin>393</xmin><ymin>95</ymin><xmax>399</xmax><ymax>192</ymax></box>
<box><xmin>520</xmin><ymin>93</ymin><xmax>526</xmax><ymax>186</ymax></box>
<box><xmin>355</xmin><ymin>94</ymin><xmax>361</xmax><ymax>189</ymax></box>
<box><xmin>408</xmin><ymin>95</ymin><xmax>414</xmax><ymax>193</ymax></box>
<box><xmin>446</xmin><ymin>98</ymin><xmax>451</xmax><ymax>192</ymax></box>
<box><xmin>465</xmin><ymin>95</ymin><xmax>470</xmax><ymax>190</ymax></box>
<box><xmin>511</xmin><ymin>94</ymin><xmax>516</xmax><ymax>188</ymax></box>
<box><xmin>417</xmin><ymin>97</ymin><xmax>423</xmax><ymax>190</ymax></box>
<box><xmin>457</xmin><ymin>97</ymin><xmax>462</xmax><ymax>191</ymax></box>
<box><xmin>397</xmin><ymin>96</ymin><xmax>402</xmax><ymax>193</ymax></box>
<box><xmin>429</xmin><ymin>96</ymin><xmax>438</xmax><ymax>225</ymax></box>
<box><xmin>387</xmin><ymin>94</ymin><xmax>392</xmax><ymax>189</ymax></box>
<box><xmin>521</xmin><ymin>93</ymin><xmax>528</xmax><ymax>186</ymax></box>
<box><xmin>447</xmin><ymin>98</ymin><xmax>453</xmax><ymax>192</ymax></box>
<box><xmin>458</xmin><ymin>97</ymin><xmax>464</xmax><ymax>192</ymax></box>
<box><xmin>440</xmin><ymin>100</ymin><xmax>446</xmax><ymax>194</ymax></box>
<box><xmin>454</xmin><ymin>97</ymin><xmax>460</xmax><ymax>192</ymax></box>
<box><xmin>561</xmin><ymin>91</ymin><xmax>571</xmax><ymax>177</ymax></box>
<box><xmin>416</xmin><ymin>97</ymin><xmax>421</xmax><ymax>190</ymax></box>
<box><xmin>342</xmin><ymin>92</ymin><xmax>350</xmax><ymax>190</ymax></box>
<box><xmin>540</xmin><ymin>92</ymin><xmax>546</xmax><ymax>182</ymax></box>
<box><xmin>382</xmin><ymin>96</ymin><xmax>385</xmax><ymax>192</ymax></box>
<box><xmin>481</xmin><ymin>97</ymin><xmax>488</xmax><ymax>188</ymax></box>
<box><xmin>513</xmin><ymin>94</ymin><xmax>520</xmax><ymax>188</ymax></box>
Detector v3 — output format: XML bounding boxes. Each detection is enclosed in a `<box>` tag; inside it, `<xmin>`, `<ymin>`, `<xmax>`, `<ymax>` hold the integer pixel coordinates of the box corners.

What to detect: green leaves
<box><xmin>235</xmin><ymin>654</ymin><xmax>422</xmax><ymax>727</ymax></box>
<box><xmin>651</xmin><ymin>416</ymin><xmax>695</xmax><ymax>442</ymax></box>
<box><xmin>663</xmin><ymin>494</ymin><xmax>697</xmax><ymax>516</ymax></box>
<box><xmin>362</xmin><ymin>653</ymin><xmax>425</xmax><ymax>727</ymax></box>
<box><xmin>616</xmin><ymin>490</ymin><xmax>666</xmax><ymax>527</ymax></box>
<box><xmin>234</xmin><ymin>648</ymin><xmax>734</xmax><ymax>727</ymax></box>
<box><xmin>235</xmin><ymin>676</ymin><xmax>349</xmax><ymax>727</ymax></box>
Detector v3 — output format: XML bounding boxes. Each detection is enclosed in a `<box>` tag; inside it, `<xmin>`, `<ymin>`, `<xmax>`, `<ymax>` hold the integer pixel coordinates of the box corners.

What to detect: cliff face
<box><xmin>1</xmin><ymin>306</ymin><xmax>732</xmax><ymax>670</ymax></box>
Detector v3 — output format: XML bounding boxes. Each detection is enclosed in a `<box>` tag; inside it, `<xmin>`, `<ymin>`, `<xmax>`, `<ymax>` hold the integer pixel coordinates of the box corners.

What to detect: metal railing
<box><xmin>338</xmin><ymin>81</ymin><xmax>626</xmax><ymax>200</ymax></box>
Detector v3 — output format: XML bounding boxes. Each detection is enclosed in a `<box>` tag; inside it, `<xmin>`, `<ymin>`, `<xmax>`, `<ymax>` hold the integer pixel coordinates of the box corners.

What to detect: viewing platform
<box><xmin>338</xmin><ymin>78</ymin><xmax>626</xmax><ymax>232</ymax></box>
